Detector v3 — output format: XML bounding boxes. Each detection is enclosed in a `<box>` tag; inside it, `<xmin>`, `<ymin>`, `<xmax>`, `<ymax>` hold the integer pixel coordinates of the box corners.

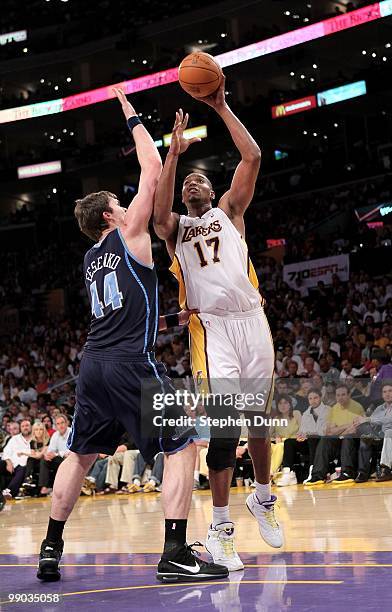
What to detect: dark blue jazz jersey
<box><xmin>68</xmin><ymin>227</ymin><xmax>194</xmax><ymax>459</ymax></box>
<box><xmin>83</xmin><ymin>228</ymin><xmax>158</xmax><ymax>357</ymax></box>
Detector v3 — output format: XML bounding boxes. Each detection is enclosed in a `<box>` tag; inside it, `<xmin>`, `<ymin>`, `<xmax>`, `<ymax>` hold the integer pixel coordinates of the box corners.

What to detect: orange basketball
<box><xmin>178</xmin><ymin>52</ymin><xmax>223</xmax><ymax>98</ymax></box>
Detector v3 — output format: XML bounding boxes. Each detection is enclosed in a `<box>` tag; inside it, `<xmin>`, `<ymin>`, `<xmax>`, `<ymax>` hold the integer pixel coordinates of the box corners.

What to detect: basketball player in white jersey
<box><xmin>154</xmin><ymin>76</ymin><xmax>283</xmax><ymax>571</ymax></box>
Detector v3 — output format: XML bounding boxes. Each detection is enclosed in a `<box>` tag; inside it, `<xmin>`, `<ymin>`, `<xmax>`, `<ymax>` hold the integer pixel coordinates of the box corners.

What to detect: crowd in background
<box><xmin>0</xmin><ymin>0</ymin><xmax>369</xmax><ymax>66</ymax></box>
<box><xmin>1</xmin><ymin>222</ymin><xmax>392</xmax><ymax>499</ymax></box>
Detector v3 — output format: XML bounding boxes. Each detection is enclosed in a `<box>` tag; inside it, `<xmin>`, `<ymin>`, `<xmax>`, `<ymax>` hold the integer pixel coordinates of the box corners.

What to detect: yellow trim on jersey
<box><xmin>189</xmin><ymin>314</ymin><xmax>211</xmax><ymax>394</ymax></box>
<box><xmin>248</xmin><ymin>255</ymin><xmax>266</xmax><ymax>307</ymax></box>
<box><xmin>248</xmin><ymin>257</ymin><xmax>259</xmax><ymax>290</ymax></box>
<box><xmin>169</xmin><ymin>255</ymin><xmax>187</xmax><ymax>310</ymax></box>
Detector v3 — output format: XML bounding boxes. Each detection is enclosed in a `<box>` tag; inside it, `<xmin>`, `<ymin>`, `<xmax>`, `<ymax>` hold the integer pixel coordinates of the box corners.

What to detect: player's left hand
<box><xmin>178</xmin><ymin>308</ymin><xmax>199</xmax><ymax>326</ymax></box>
<box><xmin>113</xmin><ymin>87</ymin><xmax>137</xmax><ymax>120</ymax></box>
<box><xmin>191</xmin><ymin>75</ymin><xmax>227</xmax><ymax>111</ymax></box>
<box><xmin>169</xmin><ymin>109</ymin><xmax>201</xmax><ymax>156</ymax></box>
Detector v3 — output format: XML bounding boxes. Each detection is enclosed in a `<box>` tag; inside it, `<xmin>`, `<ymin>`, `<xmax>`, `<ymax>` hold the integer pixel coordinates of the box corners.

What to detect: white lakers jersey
<box><xmin>170</xmin><ymin>207</ymin><xmax>263</xmax><ymax>314</ymax></box>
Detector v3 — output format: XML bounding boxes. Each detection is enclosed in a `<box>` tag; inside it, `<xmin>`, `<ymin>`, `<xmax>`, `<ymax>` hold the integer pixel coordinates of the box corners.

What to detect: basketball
<box><xmin>178</xmin><ymin>52</ymin><xmax>223</xmax><ymax>97</ymax></box>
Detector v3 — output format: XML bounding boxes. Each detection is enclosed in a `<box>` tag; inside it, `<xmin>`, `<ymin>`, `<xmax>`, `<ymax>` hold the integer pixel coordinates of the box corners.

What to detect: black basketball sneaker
<box><xmin>0</xmin><ymin>490</ymin><xmax>5</xmax><ymax>512</ymax></box>
<box><xmin>156</xmin><ymin>542</ymin><xmax>229</xmax><ymax>582</ymax></box>
<box><xmin>37</xmin><ymin>538</ymin><xmax>64</xmax><ymax>581</ymax></box>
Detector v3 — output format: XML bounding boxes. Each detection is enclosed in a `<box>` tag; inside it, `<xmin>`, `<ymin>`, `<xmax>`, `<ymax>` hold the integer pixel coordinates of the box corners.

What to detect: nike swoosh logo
<box><xmin>169</xmin><ymin>560</ymin><xmax>200</xmax><ymax>573</ymax></box>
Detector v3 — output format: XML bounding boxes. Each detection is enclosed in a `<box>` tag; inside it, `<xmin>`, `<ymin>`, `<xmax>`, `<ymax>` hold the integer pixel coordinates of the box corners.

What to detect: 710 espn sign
<box><xmin>272</xmin><ymin>96</ymin><xmax>317</xmax><ymax>119</ymax></box>
<box><xmin>283</xmin><ymin>255</ymin><xmax>350</xmax><ymax>289</ymax></box>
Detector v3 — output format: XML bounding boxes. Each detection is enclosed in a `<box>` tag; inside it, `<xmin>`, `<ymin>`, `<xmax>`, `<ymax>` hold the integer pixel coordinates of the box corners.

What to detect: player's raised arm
<box><xmin>153</xmin><ymin>109</ymin><xmax>200</xmax><ymax>257</ymax></box>
<box><xmin>193</xmin><ymin>76</ymin><xmax>261</xmax><ymax>221</ymax></box>
<box><xmin>113</xmin><ymin>87</ymin><xmax>162</xmax><ymax>236</ymax></box>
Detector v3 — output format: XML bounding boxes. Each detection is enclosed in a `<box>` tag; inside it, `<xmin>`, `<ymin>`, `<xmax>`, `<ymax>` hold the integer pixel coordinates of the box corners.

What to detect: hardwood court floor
<box><xmin>1</xmin><ymin>482</ymin><xmax>392</xmax><ymax>611</ymax></box>
<box><xmin>2</xmin><ymin>481</ymin><xmax>392</xmax><ymax>555</ymax></box>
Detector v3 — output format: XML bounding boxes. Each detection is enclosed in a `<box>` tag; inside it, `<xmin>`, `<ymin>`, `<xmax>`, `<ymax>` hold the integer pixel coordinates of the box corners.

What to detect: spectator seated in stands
<box><xmin>353</xmin><ymin>383</ymin><xmax>392</xmax><ymax>483</ymax></box>
<box><xmin>294</xmin><ymin>389</ymin><xmax>331</xmax><ymax>485</ymax></box>
<box><xmin>82</xmin><ymin>433</ymin><xmax>138</xmax><ymax>495</ymax></box>
<box><xmin>82</xmin><ymin>454</ymin><xmax>109</xmax><ymax>495</ymax></box>
<box><xmin>0</xmin><ymin>419</ymin><xmax>18</xmax><ymax>451</ymax></box>
<box><xmin>42</xmin><ymin>415</ymin><xmax>56</xmax><ymax>437</ymax></box>
<box><xmin>0</xmin><ymin>419</ymin><xmax>32</xmax><ymax>498</ymax></box>
<box><xmin>124</xmin><ymin>452</ymin><xmax>164</xmax><ymax>493</ymax></box>
<box><xmin>234</xmin><ymin>441</ymin><xmax>254</xmax><ymax>486</ymax></box>
<box><xmin>38</xmin><ymin>415</ymin><xmax>71</xmax><ymax>495</ymax></box>
<box><xmin>18</xmin><ymin>421</ymin><xmax>49</xmax><ymax>497</ymax></box>
<box><xmin>271</xmin><ymin>394</ymin><xmax>302</xmax><ymax>486</ymax></box>
<box><xmin>305</xmin><ymin>384</ymin><xmax>364</xmax><ymax>486</ymax></box>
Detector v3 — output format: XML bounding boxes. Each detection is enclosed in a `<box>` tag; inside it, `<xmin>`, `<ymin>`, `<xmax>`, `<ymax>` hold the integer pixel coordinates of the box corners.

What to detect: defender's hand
<box><xmin>178</xmin><ymin>308</ymin><xmax>199</xmax><ymax>326</ymax></box>
<box><xmin>169</xmin><ymin>109</ymin><xmax>201</xmax><ymax>156</ymax></box>
<box><xmin>113</xmin><ymin>87</ymin><xmax>137</xmax><ymax>120</ymax></box>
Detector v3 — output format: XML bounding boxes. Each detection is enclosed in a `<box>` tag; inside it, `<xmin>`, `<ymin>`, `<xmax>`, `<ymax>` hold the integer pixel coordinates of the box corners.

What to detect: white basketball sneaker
<box><xmin>205</xmin><ymin>522</ymin><xmax>244</xmax><ymax>571</ymax></box>
<box><xmin>276</xmin><ymin>468</ymin><xmax>297</xmax><ymax>487</ymax></box>
<box><xmin>246</xmin><ymin>493</ymin><xmax>283</xmax><ymax>548</ymax></box>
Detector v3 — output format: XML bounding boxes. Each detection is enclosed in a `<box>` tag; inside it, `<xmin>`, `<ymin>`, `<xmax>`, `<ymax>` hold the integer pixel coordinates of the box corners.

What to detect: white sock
<box><xmin>148</xmin><ymin>479</ymin><xmax>155</xmax><ymax>486</ymax></box>
<box><xmin>133</xmin><ymin>478</ymin><xmax>141</xmax><ymax>486</ymax></box>
<box><xmin>254</xmin><ymin>481</ymin><xmax>271</xmax><ymax>504</ymax></box>
<box><xmin>212</xmin><ymin>505</ymin><xmax>230</xmax><ymax>528</ymax></box>
<box><xmin>194</xmin><ymin>470</ymin><xmax>200</xmax><ymax>481</ymax></box>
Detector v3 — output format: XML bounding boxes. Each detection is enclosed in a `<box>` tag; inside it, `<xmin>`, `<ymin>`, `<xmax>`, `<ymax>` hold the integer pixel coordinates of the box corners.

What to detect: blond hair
<box><xmin>32</xmin><ymin>421</ymin><xmax>49</xmax><ymax>446</ymax></box>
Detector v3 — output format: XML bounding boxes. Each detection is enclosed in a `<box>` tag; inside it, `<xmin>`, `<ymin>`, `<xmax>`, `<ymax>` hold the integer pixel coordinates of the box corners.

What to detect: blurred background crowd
<box><xmin>1</xmin><ymin>0</ymin><xmax>392</xmax><ymax>504</ymax></box>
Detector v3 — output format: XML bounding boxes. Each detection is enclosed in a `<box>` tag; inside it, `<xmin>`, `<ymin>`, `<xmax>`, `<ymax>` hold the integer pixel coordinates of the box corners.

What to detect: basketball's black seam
<box><xmin>180</xmin><ymin>78</ymin><xmax>219</xmax><ymax>85</ymax></box>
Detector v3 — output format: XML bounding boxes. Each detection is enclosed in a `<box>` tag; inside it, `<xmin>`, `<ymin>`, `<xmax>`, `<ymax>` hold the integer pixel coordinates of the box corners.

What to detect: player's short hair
<box><xmin>74</xmin><ymin>190</ymin><xmax>117</xmax><ymax>241</ymax></box>
<box><xmin>182</xmin><ymin>172</ymin><xmax>213</xmax><ymax>189</ymax></box>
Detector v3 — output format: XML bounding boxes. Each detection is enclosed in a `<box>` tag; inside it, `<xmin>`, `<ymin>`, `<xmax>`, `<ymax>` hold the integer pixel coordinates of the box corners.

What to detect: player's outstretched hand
<box><xmin>113</xmin><ymin>87</ymin><xmax>137</xmax><ymax>120</ymax></box>
<box><xmin>178</xmin><ymin>308</ymin><xmax>199</xmax><ymax>326</ymax></box>
<box><xmin>191</xmin><ymin>75</ymin><xmax>227</xmax><ymax>112</ymax></box>
<box><xmin>169</xmin><ymin>108</ymin><xmax>201</xmax><ymax>156</ymax></box>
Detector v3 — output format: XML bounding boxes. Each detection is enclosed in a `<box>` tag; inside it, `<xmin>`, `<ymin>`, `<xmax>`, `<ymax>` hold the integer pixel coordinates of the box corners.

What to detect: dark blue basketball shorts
<box><xmin>67</xmin><ymin>353</ymin><xmax>194</xmax><ymax>463</ymax></box>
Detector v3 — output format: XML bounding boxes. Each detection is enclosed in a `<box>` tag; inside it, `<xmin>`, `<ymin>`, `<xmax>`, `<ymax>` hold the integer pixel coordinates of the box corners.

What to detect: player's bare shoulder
<box><xmin>218</xmin><ymin>193</ymin><xmax>246</xmax><ymax>237</ymax></box>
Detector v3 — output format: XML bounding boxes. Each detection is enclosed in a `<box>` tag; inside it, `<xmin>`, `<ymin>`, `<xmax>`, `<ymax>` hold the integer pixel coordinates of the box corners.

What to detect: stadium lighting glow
<box><xmin>17</xmin><ymin>160</ymin><xmax>62</xmax><ymax>179</ymax></box>
<box><xmin>1</xmin><ymin>1</ymin><xmax>391</xmax><ymax>125</ymax></box>
<box><xmin>380</xmin><ymin>204</ymin><xmax>392</xmax><ymax>216</ymax></box>
<box><xmin>0</xmin><ymin>29</ymin><xmax>27</xmax><ymax>46</ymax></box>
<box><xmin>163</xmin><ymin>125</ymin><xmax>207</xmax><ymax>147</ymax></box>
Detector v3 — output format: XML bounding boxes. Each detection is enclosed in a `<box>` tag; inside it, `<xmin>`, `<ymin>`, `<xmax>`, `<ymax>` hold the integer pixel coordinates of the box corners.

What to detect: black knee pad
<box><xmin>206</xmin><ymin>436</ymin><xmax>240</xmax><ymax>471</ymax></box>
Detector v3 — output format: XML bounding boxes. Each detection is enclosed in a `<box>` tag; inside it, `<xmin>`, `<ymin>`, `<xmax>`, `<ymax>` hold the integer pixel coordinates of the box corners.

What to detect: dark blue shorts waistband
<box><xmin>83</xmin><ymin>347</ymin><xmax>156</xmax><ymax>362</ymax></box>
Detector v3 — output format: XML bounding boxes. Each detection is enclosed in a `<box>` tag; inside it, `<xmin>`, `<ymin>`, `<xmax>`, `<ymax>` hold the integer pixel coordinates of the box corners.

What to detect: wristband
<box><xmin>127</xmin><ymin>116</ymin><xmax>142</xmax><ymax>132</ymax></box>
<box><xmin>165</xmin><ymin>313</ymin><xmax>180</xmax><ymax>328</ymax></box>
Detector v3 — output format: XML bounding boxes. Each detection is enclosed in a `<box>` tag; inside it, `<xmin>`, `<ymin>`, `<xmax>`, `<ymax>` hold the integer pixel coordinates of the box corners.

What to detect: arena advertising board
<box><xmin>283</xmin><ymin>254</ymin><xmax>350</xmax><ymax>288</ymax></box>
<box><xmin>272</xmin><ymin>80</ymin><xmax>366</xmax><ymax>119</ymax></box>
<box><xmin>317</xmin><ymin>80</ymin><xmax>367</xmax><ymax>106</ymax></box>
<box><xmin>355</xmin><ymin>201</ymin><xmax>392</xmax><ymax>222</ymax></box>
<box><xmin>17</xmin><ymin>160</ymin><xmax>62</xmax><ymax>179</ymax></box>
<box><xmin>271</xmin><ymin>96</ymin><xmax>317</xmax><ymax>119</ymax></box>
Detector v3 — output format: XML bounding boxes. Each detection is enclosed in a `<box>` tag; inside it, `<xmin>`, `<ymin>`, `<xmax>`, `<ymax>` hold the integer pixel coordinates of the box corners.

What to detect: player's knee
<box><xmin>206</xmin><ymin>437</ymin><xmax>239</xmax><ymax>471</ymax></box>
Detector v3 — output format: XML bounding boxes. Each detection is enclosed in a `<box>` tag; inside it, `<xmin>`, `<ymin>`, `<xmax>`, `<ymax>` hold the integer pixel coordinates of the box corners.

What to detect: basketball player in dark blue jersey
<box><xmin>37</xmin><ymin>88</ymin><xmax>227</xmax><ymax>584</ymax></box>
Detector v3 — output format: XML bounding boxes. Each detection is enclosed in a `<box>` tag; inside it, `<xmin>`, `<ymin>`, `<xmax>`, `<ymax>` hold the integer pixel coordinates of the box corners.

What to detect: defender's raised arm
<box><xmin>113</xmin><ymin>87</ymin><xmax>162</xmax><ymax>235</ymax></box>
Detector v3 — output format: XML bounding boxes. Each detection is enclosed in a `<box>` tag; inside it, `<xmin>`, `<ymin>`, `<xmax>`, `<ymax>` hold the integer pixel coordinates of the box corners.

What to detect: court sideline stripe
<box><xmin>1</xmin><ymin>563</ymin><xmax>390</xmax><ymax>567</ymax></box>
